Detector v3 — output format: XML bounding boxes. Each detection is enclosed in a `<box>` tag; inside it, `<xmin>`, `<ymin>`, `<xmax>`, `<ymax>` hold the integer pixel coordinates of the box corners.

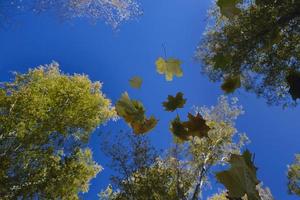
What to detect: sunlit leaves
<box><xmin>217</xmin><ymin>0</ymin><xmax>241</xmax><ymax>18</ymax></box>
<box><xmin>0</xmin><ymin>63</ymin><xmax>115</xmax><ymax>199</ymax></box>
<box><xmin>129</xmin><ymin>76</ymin><xmax>143</xmax><ymax>89</ymax></box>
<box><xmin>156</xmin><ymin>57</ymin><xmax>183</xmax><ymax>81</ymax></box>
<box><xmin>286</xmin><ymin>70</ymin><xmax>300</xmax><ymax>101</ymax></box>
<box><xmin>170</xmin><ymin>113</ymin><xmax>210</xmax><ymax>141</ymax></box>
<box><xmin>287</xmin><ymin>154</ymin><xmax>300</xmax><ymax>196</ymax></box>
<box><xmin>216</xmin><ymin>150</ymin><xmax>261</xmax><ymax>200</ymax></box>
<box><xmin>221</xmin><ymin>76</ymin><xmax>241</xmax><ymax>94</ymax></box>
<box><xmin>162</xmin><ymin>92</ymin><xmax>186</xmax><ymax>112</ymax></box>
<box><xmin>115</xmin><ymin>92</ymin><xmax>157</xmax><ymax>134</ymax></box>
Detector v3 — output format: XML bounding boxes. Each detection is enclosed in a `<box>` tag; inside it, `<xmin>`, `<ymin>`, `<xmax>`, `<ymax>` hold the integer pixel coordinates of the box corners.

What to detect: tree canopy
<box><xmin>197</xmin><ymin>0</ymin><xmax>300</xmax><ymax>106</ymax></box>
<box><xmin>0</xmin><ymin>62</ymin><xmax>116</xmax><ymax>199</ymax></box>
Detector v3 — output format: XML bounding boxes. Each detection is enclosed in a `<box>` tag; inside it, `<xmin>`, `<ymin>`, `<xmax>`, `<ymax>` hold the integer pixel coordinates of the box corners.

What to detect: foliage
<box><xmin>129</xmin><ymin>76</ymin><xmax>143</xmax><ymax>89</ymax></box>
<box><xmin>99</xmin><ymin>132</ymin><xmax>194</xmax><ymax>200</ymax></box>
<box><xmin>1</xmin><ymin>0</ymin><xmax>142</xmax><ymax>29</ymax></box>
<box><xmin>216</xmin><ymin>0</ymin><xmax>241</xmax><ymax>18</ymax></box>
<box><xmin>216</xmin><ymin>150</ymin><xmax>261</xmax><ymax>200</ymax></box>
<box><xmin>163</xmin><ymin>92</ymin><xmax>187</xmax><ymax>112</ymax></box>
<box><xmin>287</xmin><ymin>154</ymin><xmax>300</xmax><ymax>196</ymax></box>
<box><xmin>115</xmin><ymin>92</ymin><xmax>158</xmax><ymax>134</ymax></box>
<box><xmin>156</xmin><ymin>57</ymin><xmax>183</xmax><ymax>81</ymax></box>
<box><xmin>0</xmin><ymin>62</ymin><xmax>116</xmax><ymax>199</ymax></box>
<box><xmin>101</xmin><ymin>96</ymin><xmax>249</xmax><ymax>200</ymax></box>
<box><xmin>197</xmin><ymin>0</ymin><xmax>300</xmax><ymax>106</ymax></box>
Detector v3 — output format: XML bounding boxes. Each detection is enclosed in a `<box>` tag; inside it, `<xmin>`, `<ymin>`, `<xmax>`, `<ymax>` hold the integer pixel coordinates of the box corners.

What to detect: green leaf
<box><xmin>162</xmin><ymin>92</ymin><xmax>187</xmax><ymax>112</ymax></box>
<box><xmin>286</xmin><ymin>70</ymin><xmax>300</xmax><ymax>101</ymax></box>
<box><xmin>115</xmin><ymin>92</ymin><xmax>158</xmax><ymax>134</ymax></box>
<box><xmin>156</xmin><ymin>57</ymin><xmax>183</xmax><ymax>81</ymax></box>
<box><xmin>170</xmin><ymin>113</ymin><xmax>210</xmax><ymax>142</ymax></box>
<box><xmin>217</xmin><ymin>0</ymin><xmax>242</xmax><ymax>18</ymax></box>
<box><xmin>129</xmin><ymin>76</ymin><xmax>143</xmax><ymax>89</ymax></box>
<box><xmin>216</xmin><ymin>150</ymin><xmax>261</xmax><ymax>200</ymax></box>
<box><xmin>221</xmin><ymin>76</ymin><xmax>241</xmax><ymax>94</ymax></box>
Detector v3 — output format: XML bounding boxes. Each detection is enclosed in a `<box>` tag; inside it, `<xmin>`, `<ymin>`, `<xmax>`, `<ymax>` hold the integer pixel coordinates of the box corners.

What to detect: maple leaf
<box><xmin>115</xmin><ymin>92</ymin><xmax>158</xmax><ymax>134</ymax></box>
<box><xmin>162</xmin><ymin>92</ymin><xmax>187</xmax><ymax>112</ymax></box>
<box><xmin>286</xmin><ymin>70</ymin><xmax>300</xmax><ymax>100</ymax></box>
<box><xmin>155</xmin><ymin>57</ymin><xmax>183</xmax><ymax>81</ymax></box>
<box><xmin>170</xmin><ymin>116</ymin><xmax>190</xmax><ymax>141</ymax></box>
<box><xmin>217</xmin><ymin>0</ymin><xmax>242</xmax><ymax>18</ymax></box>
<box><xmin>183</xmin><ymin>113</ymin><xmax>210</xmax><ymax>138</ymax></box>
<box><xmin>129</xmin><ymin>76</ymin><xmax>143</xmax><ymax>89</ymax></box>
<box><xmin>221</xmin><ymin>76</ymin><xmax>241</xmax><ymax>94</ymax></box>
<box><xmin>216</xmin><ymin>150</ymin><xmax>261</xmax><ymax>200</ymax></box>
<box><xmin>170</xmin><ymin>113</ymin><xmax>210</xmax><ymax>142</ymax></box>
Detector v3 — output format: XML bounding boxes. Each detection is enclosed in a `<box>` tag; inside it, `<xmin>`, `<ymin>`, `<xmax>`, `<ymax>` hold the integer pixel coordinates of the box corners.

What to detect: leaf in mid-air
<box><xmin>216</xmin><ymin>150</ymin><xmax>261</xmax><ymax>200</ymax></box>
<box><xmin>183</xmin><ymin>113</ymin><xmax>210</xmax><ymax>138</ymax></box>
<box><xmin>286</xmin><ymin>70</ymin><xmax>300</xmax><ymax>100</ymax></box>
<box><xmin>170</xmin><ymin>113</ymin><xmax>210</xmax><ymax>142</ymax></box>
<box><xmin>170</xmin><ymin>115</ymin><xmax>190</xmax><ymax>141</ymax></box>
<box><xmin>132</xmin><ymin>116</ymin><xmax>158</xmax><ymax>135</ymax></box>
<box><xmin>217</xmin><ymin>0</ymin><xmax>242</xmax><ymax>18</ymax></box>
<box><xmin>129</xmin><ymin>76</ymin><xmax>143</xmax><ymax>89</ymax></box>
<box><xmin>162</xmin><ymin>92</ymin><xmax>187</xmax><ymax>112</ymax></box>
<box><xmin>156</xmin><ymin>57</ymin><xmax>183</xmax><ymax>81</ymax></box>
<box><xmin>115</xmin><ymin>92</ymin><xmax>158</xmax><ymax>134</ymax></box>
<box><xmin>221</xmin><ymin>76</ymin><xmax>241</xmax><ymax>94</ymax></box>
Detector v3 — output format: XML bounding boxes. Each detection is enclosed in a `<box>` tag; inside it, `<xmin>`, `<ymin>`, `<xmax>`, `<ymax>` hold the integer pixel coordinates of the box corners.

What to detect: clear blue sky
<box><xmin>0</xmin><ymin>0</ymin><xmax>299</xmax><ymax>199</ymax></box>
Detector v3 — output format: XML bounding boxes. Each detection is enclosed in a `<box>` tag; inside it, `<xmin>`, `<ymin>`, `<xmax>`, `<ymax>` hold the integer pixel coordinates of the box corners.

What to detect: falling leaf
<box><xmin>116</xmin><ymin>92</ymin><xmax>158</xmax><ymax>134</ymax></box>
<box><xmin>170</xmin><ymin>113</ymin><xmax>210</xmax><ymax>142</ymax></box>
<box><xmin>183</xmin><ymin>113</ymin><xmax>210</xmax><ymax>138</ymax></box>
<box><xmin>286</xmin><ymin>70</ymin><xmax>300</xmax><ymax>100</ymax></box>
<box><xmin>155</xmin><ymin>57</ymin><xmax>183</xmax><ymax>81</ymax></box>
<box><xmin>216</xmin><ymin>150</ymin><xmax>261</xmax><ymax>200</ymax></box>
<box><xmin>162</xmin><ymin>92</ymin><xmax>187</xmax><ymax>112</ymax></box>
<box><xmin>132</xmin><ymin>116</ymin><xmax>158</xmax><ymax>134</ymax></box>
<box><xmin>221</xmin><ymin>76</ymin><xmax>241</xmax><ymax>94</ymax></box>
<box><xmin>129</xmin><ymin>76</ymin><xmax>143</xmax><ymax>89</ymax></box>
<box><xmin>217</xmin><ymin>0</ymin><xmax>242</xmax><ymax>18</ymax></box>
<box><xmin>170</xmin><ymin>116</ymin><xmax>190</xmax><ymax>141</ymax></box>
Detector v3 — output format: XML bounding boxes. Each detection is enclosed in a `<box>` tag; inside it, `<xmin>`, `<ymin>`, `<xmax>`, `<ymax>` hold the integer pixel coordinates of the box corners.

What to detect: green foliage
<box><xmin>0</xmin><ymin>62</ymin><xmax>116</xmax><ymax>199</ymax></box>
<box><xmin>287</xmin><ymin>154</ymin><xmax>300</xmax><ymax>196</ymax></box>
<box><xmin>217</xmin><ymin>0</ymin><xmax>241</xmax><ymax>18</ymax></box>
<box><xmin>216</xmin><ymin>150</ymin><xmax>261</xmax><ymax>200</ymax></box>
<box><xmin>197</xmin><ymin>0</ymin><xmax>300</xmax><ymax>106</ymax></box>
<box><xmin>99</xmin><ymin>131</ymin><xmax>193</xmax><ymax>200</ymax></box>
<box><xmin>129</xmin><ymin>76</ymin><xmax>143</xmax><ymax>89</ymax></box>
<box><xmin>156</xmin><ymin>57</ymin><xmax>183</xmax><ymax>81</ymax></box>
<box><xmin>162</xmin><ymin>92</ymin><xmax>186</xmax><ymax>112</ymax></box>
<box><xmin>170</xmin><ymin>113</ymin><xmax>210</xmax><ymax>142</ymax></box>
<box><xmin>115</xmin><ymin>92</ymin><xmax>157</xmax><ymax>134</ymax></box>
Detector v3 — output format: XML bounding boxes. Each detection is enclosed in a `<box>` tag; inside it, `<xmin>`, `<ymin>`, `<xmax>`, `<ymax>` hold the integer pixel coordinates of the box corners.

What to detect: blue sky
<box><xmin>0</xmin><ymin>0</ymin><xmax>299</xmax><ymax>199</ymax></box>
